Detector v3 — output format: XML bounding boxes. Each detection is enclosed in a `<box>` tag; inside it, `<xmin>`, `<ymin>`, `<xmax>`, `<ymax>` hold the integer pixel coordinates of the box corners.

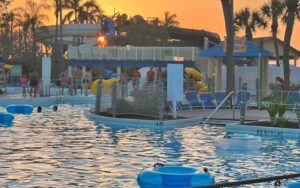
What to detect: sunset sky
<box><xmin>13</xmin><ymin>0</ymin><xmax>300</xmax><ymax>50</ymax></box>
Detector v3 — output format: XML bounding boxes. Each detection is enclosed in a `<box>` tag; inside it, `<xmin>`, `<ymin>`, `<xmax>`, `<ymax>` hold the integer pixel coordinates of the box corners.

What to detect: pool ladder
<box><xmin>202</xmin><ymin>91</ymin><xmax>235</xmax><ymax>125</ymax></box>
<box><xmin>46</xmin><ymin>83</ymin><xmax>62</xmax><ymax>105</ymax></box>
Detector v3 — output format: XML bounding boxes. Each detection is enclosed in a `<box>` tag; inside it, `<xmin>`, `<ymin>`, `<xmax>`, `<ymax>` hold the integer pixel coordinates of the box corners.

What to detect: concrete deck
<box><xmin>1</xmin><ymin>93</ymin><xmax>298</xmax><ymax>123</ymax></box>
<box><xmin>175</xmin><ymin>109</ymin><xmax>298</xmax><ymax>122</ymax></box>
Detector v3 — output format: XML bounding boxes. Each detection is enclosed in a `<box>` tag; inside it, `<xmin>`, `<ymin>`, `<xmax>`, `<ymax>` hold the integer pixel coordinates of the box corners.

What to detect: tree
<box><xmin>261</xmin><ymin>0</ymin><xmax>286</xmax><ymax>66</ymax></box>
<box><xmin>221</xmin><ymin>0</ymin><xmax>235</xmax><ymax>94</ymax></box>
<box><xmin>282</xmin><ymin>0</ymin><xmax>299</xmax><ymax>90</ymax></box>
<box><xmin>62</xmin><ymin>0</ymin><xmax>102</xmax><ymax>24</ymax></box>
<box><xmin>114</xmin><ymin>15</ymin><xmax>169</xmax><ymax>46</ymax></box>
<box><xmin>163</xmin><ymin>11</ymin><xmax>179</xmax><ymax>27</ymax></box>
<box><xmin>53</xmin><ymin>0</ymin><xmax>59</xmax><ymax>63</ymax></box>
<box><xmin>15</xmin><ymin>0</ymin><xmax>50</xmax><ymax>67</ymax></box>
<box><xmin>234</xmin><ymin>7</ymin><xmax>268</xmax><ymax>41</ymax></box>
<box><xmin>113</xmin><ymin>13</ymin><xmax>129</xmax><ymax>35</ymax></box>
<box><xmin>0</xmin><ymin>0</ymin><xmax>12</xmax><ymax>59</ymax></box>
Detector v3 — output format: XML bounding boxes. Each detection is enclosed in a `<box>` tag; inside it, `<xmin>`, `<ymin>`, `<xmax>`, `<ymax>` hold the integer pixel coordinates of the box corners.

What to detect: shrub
<box><xmin>263</xmin><ymin>100</ymin><xmax>278</xmax><ymax>124</ymax></box>
<box><xmin>263</xmin><ymin>95</ymin><xmax>288</xmax><ymax>127</ymax></box>
<box><xmin>277</xmin><ymin>116</ymin><xmax>288</xmax><ymax>127</ymax></box>
<box><xmin>276</xmin><ymin>96</ymin><xmax>288</xmax><ymax>118</ymax></box>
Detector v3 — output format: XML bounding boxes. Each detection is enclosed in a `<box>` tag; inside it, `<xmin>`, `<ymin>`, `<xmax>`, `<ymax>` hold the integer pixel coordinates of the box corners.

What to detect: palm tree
<box><xmin>6</xmin><ymin>10</ymin><xmax>22</xmax><ymax>58</ymax></box>
<box><xmin>113</xmin><ymin>13</ymin><xmax>129</xmax><ymax>35</ymax></box>
<box><xmin>62</xmin><ymin>0</ymin><xmax>102</xmax><ymax>24</ymax></box>
<box><xmin>261</xmin><ymin>0</ymin><xmax>286</xmax><ymax>66</ymax></box>
<box><xmin>12</xmin><ymin>11</ymin><xmax>24</xmax><ymax>56</ymax></box>
<box><xmin>53</xmin><ymin>0</ymin><xmax>59</xmax><ymax>63</ymax></box>
<box><xmin>163</xmin><ymin>11</ymin><xmax>179</xmax><ymax>27</ymax></box>
<box><xmin>282</xmin><ymin>0</ymin><xmax>299</xmax><ymax>90</ymax></box>
<box><xmin>234</xmin><ymin>7</ymin><xmax>268</xmax><ymax>41</ymax></box>
<box><xmin>15</xmin><ymin>0</ymin><xmax>50</xmax><ymax>65</ymax></box>
<box><xmin>221</xmin><ymin>0</ymin><xmax>235</xmax><ymax>94</ymax></box>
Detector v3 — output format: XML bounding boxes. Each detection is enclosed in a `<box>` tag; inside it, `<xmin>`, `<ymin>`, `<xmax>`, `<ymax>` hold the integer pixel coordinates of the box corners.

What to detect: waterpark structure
<box><xmin>35</xmin><ymin>23</ymin><xmax>220</xmax><ymax>95</ymax></box>
<box><xmin>35</xmin><ymin>23</ymin><xmax>300</xmax><ymax>98</ymax></box>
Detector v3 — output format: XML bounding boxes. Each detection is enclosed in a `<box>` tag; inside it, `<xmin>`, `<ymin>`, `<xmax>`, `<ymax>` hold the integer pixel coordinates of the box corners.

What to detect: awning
<box><xmin>68</xmin><ymin>59</ymin><xmax>194</xmax><ymax>68</ymax></box>
<box><xmin>200</xmin><ymin>41</ymin><xmax>271</xmax><ymax>57</ymax></box>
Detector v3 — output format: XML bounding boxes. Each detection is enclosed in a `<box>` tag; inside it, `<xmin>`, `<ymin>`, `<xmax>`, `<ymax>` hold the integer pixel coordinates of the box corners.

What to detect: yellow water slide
<box><xmin>184</xmin><ymin>67</ymin><xmax>208</xmax><ymax>92</ymax></box>
<box><xmin>91</xmin><ymin>78</ymin><xmax>120</xmax><ymax>95</ymax></box>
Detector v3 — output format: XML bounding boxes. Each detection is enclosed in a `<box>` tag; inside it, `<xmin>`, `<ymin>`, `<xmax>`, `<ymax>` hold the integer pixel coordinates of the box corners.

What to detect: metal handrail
<box><xmin>47</xmin><ymin>83</ymin><xmax>62</xmax><ymax>104</ymax></box>
<box><xmin>202</xmin><ymin>91</ymin><xmax>235</xmax><ymax>125</ymax></box>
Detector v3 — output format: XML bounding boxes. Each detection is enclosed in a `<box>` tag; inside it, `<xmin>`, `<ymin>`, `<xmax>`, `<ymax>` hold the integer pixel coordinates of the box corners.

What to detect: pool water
<box><xmin>0</xmin><ymin>105</ymin><xmax>299</xmax><ymax>187</ymax></box>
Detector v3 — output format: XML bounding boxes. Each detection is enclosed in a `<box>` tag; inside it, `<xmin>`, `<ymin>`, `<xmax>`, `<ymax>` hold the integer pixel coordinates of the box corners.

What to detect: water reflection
<box><xmin>0</xmin><ymin>105</ymin><xmax>299</xmax><ymax>187</ymax></box>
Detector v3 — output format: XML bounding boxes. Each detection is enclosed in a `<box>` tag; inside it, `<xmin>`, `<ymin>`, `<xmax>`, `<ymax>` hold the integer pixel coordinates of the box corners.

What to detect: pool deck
<box><xmin>1</xmin><ymin>93</ymin><xmax>298</xmax><ymax>123</ymax></box>
<box><xmin>175</xmin><ymin>109</ymin><xmax>298</xmax><ymax>123</ymax></box>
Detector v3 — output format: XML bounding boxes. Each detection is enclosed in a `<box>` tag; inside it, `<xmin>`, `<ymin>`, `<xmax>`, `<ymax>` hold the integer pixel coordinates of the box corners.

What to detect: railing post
<box><xmin>117</xmin><ymin>47</ymin><xmax>120</xmax><ymax>60</ymax></box>
<box><xmin>256</xmin><ymin>78</ymin><xmax>261</xmax><ymax>110</ymax></box>
<box><xmin>172</xmin><ymin>47</ymin><xmax>175</xmax><ymax>57</ymax></box>
<box><xmin>207</xmin><ymin>78</ymin><xmax>212</xmax><ymax>93</ymax></box>
<box><xmin>95</xmin><ymin>83</ymin><xmax>102</xmax><ymax>115</ymax></box>
<box><xmin>238</xmin><ymin>77</ymin><xmax>242</xmax><ymax>91</ymax></box>
<box><xmin>159</xmin><ymin>83</ymin><xmax>164</xmax><ymax>120</ymax></box>
<box><xmin>121</xmin><ymin>82</ymin><xmax>125</xmax><ymax>99</ymax></box>
<box><xmin>111</xmin><ymin>84</ymin><xmax>117</xmax><ymax>118</ymax></box>
<box><xmin>211</xmin><ymin>76</ymin><xmax>215</xmax><ymax>97</ymax></box>
<box><xmin>232</xmin><ymin>93</ymin><xmax>235</xmax><ymax>120</ymax></box>
<box><xmin>240</xmin><ymin>83</ymin><xmax>247</xmax><ymax>124</ymax></box>
<box><xmin>135</xmin><ymin>47</ymin><xmax>138</xmax><ymax>60</ymax></box>
<box><xmin>160</xmin><ymin>48</ymin><xmax>162</xmax><ymax>60</ymax></box>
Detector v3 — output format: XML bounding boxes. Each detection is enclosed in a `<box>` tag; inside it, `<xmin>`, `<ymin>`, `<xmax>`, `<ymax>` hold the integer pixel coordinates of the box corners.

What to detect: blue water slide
<box><xmin>103</xmin><ymin>69</ymin><xmax>117</xmax><ymax>78</ymax></box>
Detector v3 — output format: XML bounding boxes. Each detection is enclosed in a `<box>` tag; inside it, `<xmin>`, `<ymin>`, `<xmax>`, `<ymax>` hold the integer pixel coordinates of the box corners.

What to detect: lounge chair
<box><xmin>287</xmin><ymin>91</ymin><xmax>300</xmax><ymax>110</ymax></box>
<box><xmin>234</xmin><ymin>91</ymin><xmax>250</xmax><ymax>109</ymax></box>
<box><xmin>168</xmin><ymin>100</ymin><xmax>191</xmax><ymax>111</ymax></box>
<box><xmin>177</xmin><ymin>100</ymin><xmax>192</xmax><ymax>110</ymax></box>
<box><xmin>199</xmin><ymin>93</ymin><xmax>216</xmax><ymax>109</ymax></box>
<box><xmin>185</xmin><ymin>91</ymin><xmax>203</xmax><ymax>109</ymax></box>
<box><xmin>214</xmin><ymin>91</ymin><xmax>231</xmax><ymax>108</ymax></box>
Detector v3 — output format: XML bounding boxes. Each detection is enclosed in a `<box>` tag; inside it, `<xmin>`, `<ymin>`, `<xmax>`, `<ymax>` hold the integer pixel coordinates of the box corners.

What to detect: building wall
<box><xmin>221</xmin><ymin>65</ymin><xmax>300</xmax><ymax>94</ymax></box>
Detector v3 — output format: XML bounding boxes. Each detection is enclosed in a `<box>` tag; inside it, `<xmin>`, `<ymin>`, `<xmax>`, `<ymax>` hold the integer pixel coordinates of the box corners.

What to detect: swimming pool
<box><xmin>0</xmin><ymin>105</ymin><xmax>299</xmax><ymax>187</ymax></box>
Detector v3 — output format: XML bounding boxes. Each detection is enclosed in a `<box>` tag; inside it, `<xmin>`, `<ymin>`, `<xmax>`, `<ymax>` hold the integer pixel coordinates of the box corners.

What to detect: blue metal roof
<box><xmin>200</xmin><ymin>41</ymin><xmax>271</xmax><ymax>57</ymax></box>
<box><xmin>68</xmin><ymin>59</ymin><xmax>194</xmax><ymax>68</ymax></box>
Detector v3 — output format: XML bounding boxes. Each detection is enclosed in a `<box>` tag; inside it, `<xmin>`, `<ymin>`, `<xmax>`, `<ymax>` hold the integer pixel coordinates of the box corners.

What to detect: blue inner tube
<box><xmin>0</xmin><ymin>112</ymin><xmax>14</xmax><ymax>126</ymax></box>
<box><xmin>6</xmin><ymin>104</ymin><xmax>33</xmax><ymax>115</ymax></box>
<box><xmin>137</xmin><ymin>166</ymin><xmax>214</xmax><ymax>188</ymax></box>
<box><xmin>286</xmin><ymin>183</ymin><xmax>300</xmax><ymax>188</ymax></box>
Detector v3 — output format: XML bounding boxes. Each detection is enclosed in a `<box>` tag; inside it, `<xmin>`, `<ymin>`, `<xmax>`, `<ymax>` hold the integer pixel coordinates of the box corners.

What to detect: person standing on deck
<box><xmin>83</xmin><ymin>71</ymin><xmax>92</xmax><ymax>96</ymax></box>
<box><xmin>20</xmin><ymin>74</ymin><xmax>28</xmax><ymax>97</ymax></box>
<box><xmin>131</xmin><ymin>68</ymin><xmax>141</xmax><ymax>89</ymax></box>
<box><xmin>73</xmin><ymin>67</ymin><xmax>83</xmax><ymax>95</ymax></box>
<box><xmin>146</xmin><ymin>67</ymin><xmax>155</xmax><ymax>85</ymax></box>
<box><xmin>29</xmin><ymin>69</ymin><xmax>39</xmax><ymax>97</ymax></box>
<box><xmin>60</xmin><ymin>74</ymin><xmax>68</xmax><ymax>95</ymax></box>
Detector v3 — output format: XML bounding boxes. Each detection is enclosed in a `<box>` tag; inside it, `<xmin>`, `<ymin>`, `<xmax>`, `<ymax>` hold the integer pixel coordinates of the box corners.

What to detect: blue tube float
<box><xmin>137</xmin><ymin>163</ymin><xmax>214</xmax><ymax>188</ymax></box>
<box><xmin>6</xmin><ymin>104</ymin><xmax>33</xmax><ymax>114</ymax></box>
<box><xmin>215</xmin><ymin>132</ymin><xmax>261</xmax><ymax>151</ymax></box>
<box><xmin>287</xmin><ymin>183</ymin><xmax>300</xmax><ymax>188</ymax></box>
<box><xmin>0</xmin><ymin>112</ymin><xmax>14</xmax><ymax>126</ymax></box>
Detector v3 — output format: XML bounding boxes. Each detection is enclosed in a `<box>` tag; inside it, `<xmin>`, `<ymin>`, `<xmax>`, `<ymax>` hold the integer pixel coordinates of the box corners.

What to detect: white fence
<box><xmin>68</xmin><ymin>46</ymin><xmax>199</xmax><ymax>61</ymax></box>
<box><xmin>221</xmin><ymin>65</ymin><xmax>300</xmax><ymax>94</ymax></box>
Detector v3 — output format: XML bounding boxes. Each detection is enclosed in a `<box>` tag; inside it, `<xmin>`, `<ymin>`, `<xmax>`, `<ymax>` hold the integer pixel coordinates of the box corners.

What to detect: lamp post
<box><xmin>59</xmin><ymin>0</ymin><xmax>63</xmax><ymax>75</ymax></box>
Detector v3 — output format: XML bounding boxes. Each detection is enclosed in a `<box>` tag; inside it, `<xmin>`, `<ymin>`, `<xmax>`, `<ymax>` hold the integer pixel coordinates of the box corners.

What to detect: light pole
<box><xmin>59</xmin><ymin>0</ymin><xmax>63</xmax><ymax>75</ymax></box>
